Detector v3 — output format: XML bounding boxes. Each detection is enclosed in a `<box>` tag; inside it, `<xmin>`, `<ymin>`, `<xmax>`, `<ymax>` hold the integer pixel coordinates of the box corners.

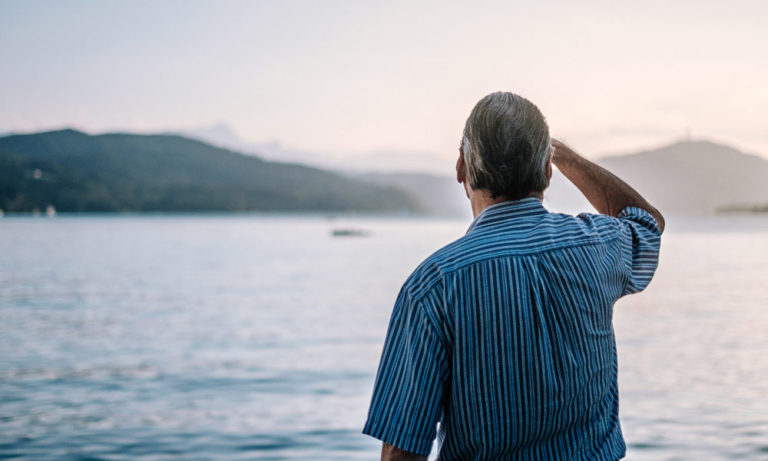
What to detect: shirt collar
<box><xmin>466</xmin><ymin>197</ymin><xmax>548</xmax><ymax>234</ymax></box>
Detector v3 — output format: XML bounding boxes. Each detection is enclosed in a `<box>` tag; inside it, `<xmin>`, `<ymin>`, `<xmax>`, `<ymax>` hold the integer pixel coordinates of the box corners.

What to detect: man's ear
<box><xmin>456</xmin><ymin>150</ymin><xmax>466</xmax><ymax>184</ymax></box>
<box><xmin>546</xmin><ymin>157</ymin><xmax>553</xmax><ymax>185</ymax></box>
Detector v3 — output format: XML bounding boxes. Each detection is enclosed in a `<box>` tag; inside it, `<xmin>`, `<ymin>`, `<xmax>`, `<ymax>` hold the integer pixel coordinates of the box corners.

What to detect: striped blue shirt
<box><xmin>363</xmin><ymin>198</ymin><xmax>661</xmax><ymax>460</ymax></box>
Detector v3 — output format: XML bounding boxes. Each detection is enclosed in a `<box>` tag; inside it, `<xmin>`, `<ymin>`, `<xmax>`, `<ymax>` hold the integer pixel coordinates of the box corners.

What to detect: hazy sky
<box><xmin>1</xmin><ymin>0</ymin><xmax>767</xmax><ymax>168</ymax></box>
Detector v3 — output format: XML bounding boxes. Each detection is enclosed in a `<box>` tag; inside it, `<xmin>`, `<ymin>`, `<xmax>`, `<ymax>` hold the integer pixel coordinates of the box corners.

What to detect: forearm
<box><xmin>381</xmin><ymin>443</ymin><xmax>427</xmax><ymax>461</ymax></box>
<box><xmin>552</xmin><ymin>140</ymin><xmax>665</xmax><ymax>232</ymax></box>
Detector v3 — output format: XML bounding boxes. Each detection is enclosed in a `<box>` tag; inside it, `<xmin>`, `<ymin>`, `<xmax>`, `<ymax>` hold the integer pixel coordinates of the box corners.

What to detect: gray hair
<box><xmin>461</xmin><ymin>92</ymin><xmax>552</xmax><ymax>200</ymax></box>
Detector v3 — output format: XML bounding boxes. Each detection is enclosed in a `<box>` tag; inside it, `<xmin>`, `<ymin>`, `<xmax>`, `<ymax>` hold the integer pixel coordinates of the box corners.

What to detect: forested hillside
<box><xmin>0</xmin><ymin>130</ymin><xmax>419</xmax><ymax>213</ymax></box>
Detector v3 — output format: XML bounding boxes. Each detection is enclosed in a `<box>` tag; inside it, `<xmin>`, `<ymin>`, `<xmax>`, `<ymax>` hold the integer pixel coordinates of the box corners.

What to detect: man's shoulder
<box><xmin>402</xmin><ymin>211</ymin><xmax>627</xmax><ymax>297</ymax></box>
<box><xmin>458</xmin><ymin>209</ymin><xmax>626</xmax><ymax>257</ymax></box>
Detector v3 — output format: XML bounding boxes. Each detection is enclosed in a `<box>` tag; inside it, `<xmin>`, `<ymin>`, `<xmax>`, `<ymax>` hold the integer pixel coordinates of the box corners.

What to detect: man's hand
<box><xmin>551</xmin><ymin>139</ymin><xmax>665</xmax><ymax>232</ymax></box>
<box><xmin>381</xmin><ymin>443</ymin><xmax>427</xmax><ymax>461</ymax></box>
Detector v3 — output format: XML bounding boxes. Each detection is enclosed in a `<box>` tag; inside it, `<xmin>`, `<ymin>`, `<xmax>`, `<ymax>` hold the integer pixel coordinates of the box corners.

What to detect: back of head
<box><xmin>462</xmin><ymin>92</ymin><xmax>551</xmax><ymax>200</ymax></box>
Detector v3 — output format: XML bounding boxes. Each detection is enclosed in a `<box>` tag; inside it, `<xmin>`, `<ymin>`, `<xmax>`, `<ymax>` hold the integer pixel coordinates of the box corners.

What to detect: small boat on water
<box><xmin>331</xmin><ymin>228</ymin><xmax>370</xmax><ymax>237</ymax></box>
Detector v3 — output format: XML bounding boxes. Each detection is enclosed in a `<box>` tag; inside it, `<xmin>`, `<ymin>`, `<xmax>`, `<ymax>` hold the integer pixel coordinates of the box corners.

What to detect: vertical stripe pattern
<box><xmin>363</xmin><ymin>198</ymin><xmax>661</xmax><ymax>460</ymax></box>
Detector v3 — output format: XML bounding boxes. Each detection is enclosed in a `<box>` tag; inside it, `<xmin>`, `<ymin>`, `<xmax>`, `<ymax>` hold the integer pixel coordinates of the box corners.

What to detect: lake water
<box><xmin>1</xmin><ymin>214</ymin><xmax>767</xmax><ymax>460</ymax></box>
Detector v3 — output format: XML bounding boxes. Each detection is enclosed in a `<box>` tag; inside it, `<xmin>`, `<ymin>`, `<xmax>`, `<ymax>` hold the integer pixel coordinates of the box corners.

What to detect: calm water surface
<box><xmin>1</xmin><ymin>214</ymin><xmax>767</xmax><ymax>460</ymax></box>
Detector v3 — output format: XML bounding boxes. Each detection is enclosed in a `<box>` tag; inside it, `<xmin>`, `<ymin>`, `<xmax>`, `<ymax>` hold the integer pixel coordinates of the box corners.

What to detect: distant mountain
<box><xmin>596</xmin><ymin>140</ymin><xmax>768</xmax><ymax>214</ymax></box>
<box><xmin>3</xmin><ymin>130</ymin><xmax>762</xmax><ymax>216</ymax></box>
<box><xmin>0</xmin><ymin>129</ymin><xmax>420</xmax><ymax>213</ymax></box>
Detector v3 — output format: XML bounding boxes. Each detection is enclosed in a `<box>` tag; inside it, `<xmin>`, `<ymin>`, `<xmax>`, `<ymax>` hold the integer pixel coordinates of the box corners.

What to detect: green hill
<box><xmin>0</xmin><ymin>129</ymin><xmax>420</xmax><ymax>213</ymax></box>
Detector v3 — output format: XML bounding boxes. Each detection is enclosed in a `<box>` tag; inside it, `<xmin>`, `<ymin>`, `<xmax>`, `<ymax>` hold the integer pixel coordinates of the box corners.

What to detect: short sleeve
<box><xmin>617</xmin><ymin>206</ymin><xmax>662</xmax><ymax>296</ymax></box>
<box><xmin>362</xmin><ymin>287</ymin><xmax>448</xmax><ymax>456</ymax></box>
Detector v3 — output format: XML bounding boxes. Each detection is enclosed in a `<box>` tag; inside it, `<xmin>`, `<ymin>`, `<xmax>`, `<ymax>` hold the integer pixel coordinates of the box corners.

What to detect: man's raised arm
<box><xmin>551</xmin><ymin>139</ymin><xmax>665</xmax><ymax>233</ymax></box>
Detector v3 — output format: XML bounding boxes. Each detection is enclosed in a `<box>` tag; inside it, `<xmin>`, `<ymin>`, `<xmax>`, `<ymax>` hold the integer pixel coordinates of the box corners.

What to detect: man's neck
<box><xmin>467</xmin><ymin>187</ymin><xmax>543</xmax><ymax>218</ymax></box>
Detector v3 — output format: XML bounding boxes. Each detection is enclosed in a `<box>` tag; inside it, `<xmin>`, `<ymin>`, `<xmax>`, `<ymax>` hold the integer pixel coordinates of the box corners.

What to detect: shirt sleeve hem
<box><xmin>362</xmin><ymin>419</ymin><xmax>433</xmax><ymax>457</ymax></box>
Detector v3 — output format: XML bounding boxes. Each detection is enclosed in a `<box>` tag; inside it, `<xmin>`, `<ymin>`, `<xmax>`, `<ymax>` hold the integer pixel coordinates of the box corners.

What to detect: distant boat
<box><xmin>46</xmin><ymin>205</ymin><xmax>57</xmax><ymax>217</ymax></box>
<box><xmin>331</xmin><ymin>228</ymin><xmax>369</xmax><ymax>237</ymax></box>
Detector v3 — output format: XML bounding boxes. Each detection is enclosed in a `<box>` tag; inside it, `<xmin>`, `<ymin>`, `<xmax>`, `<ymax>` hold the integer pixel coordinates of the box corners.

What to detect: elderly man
<box><xmin>363</xmin><ymin>92</ymin><xmax>664</xmax><ymax>460</ymax></box>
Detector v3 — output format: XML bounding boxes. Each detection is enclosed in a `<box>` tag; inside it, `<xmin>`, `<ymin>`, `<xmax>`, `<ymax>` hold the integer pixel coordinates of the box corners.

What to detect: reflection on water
<box><xmin>1</xmin><ymin>215</ymin><xmax>767</xmax><ymax>460</ymax></box>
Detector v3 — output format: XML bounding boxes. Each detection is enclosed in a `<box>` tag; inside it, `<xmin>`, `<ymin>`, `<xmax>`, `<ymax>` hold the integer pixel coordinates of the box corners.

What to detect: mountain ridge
<box><xmin>0</xmin><ymin>129</ymin><xmax>420</xmax><ymax>213</ymax></box>
<box><xmin>2</xmin><ymin>129</ymin><xmax>765</xmax><ymax>215</ymax></box>
<box><xmin>596</xmin><ymin>140</ymin><xmax>768</xmax><ymax>214</ymax></box>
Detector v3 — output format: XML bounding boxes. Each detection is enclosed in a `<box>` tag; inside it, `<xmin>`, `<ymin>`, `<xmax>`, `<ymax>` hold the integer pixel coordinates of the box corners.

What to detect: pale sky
<box><xmin>1</xmin><ymin>0</ymin><xmax>767</xmax><ymax>168</ymax></box>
